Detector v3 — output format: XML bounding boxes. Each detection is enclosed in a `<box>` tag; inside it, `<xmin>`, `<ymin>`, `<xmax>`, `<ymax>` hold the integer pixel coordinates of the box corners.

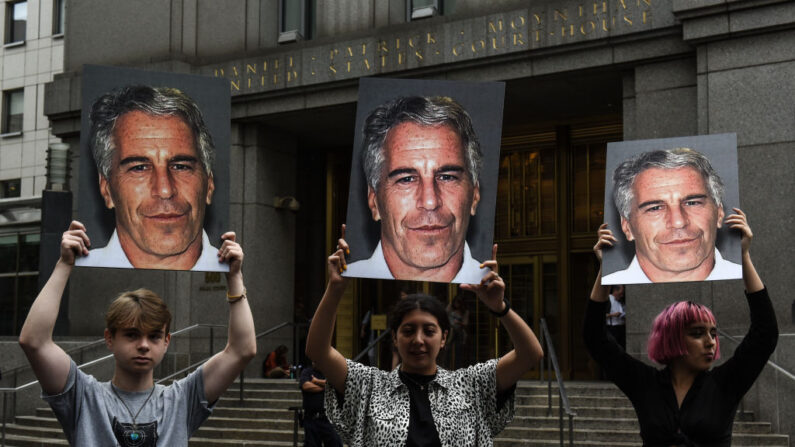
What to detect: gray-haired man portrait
<box><xmin>76</xmin><ymin>85</ymin><xmax>223</xmax><ymax>271</ymax></box>
<box><xmin>345</xmin><ymin>96</ymin><xmax>485</xmax><ymax>283</ymax></box>
<box><xmin>602</xmin><ymin>147</ymin><xmax>741</xmax><ymax>284</ymax></box>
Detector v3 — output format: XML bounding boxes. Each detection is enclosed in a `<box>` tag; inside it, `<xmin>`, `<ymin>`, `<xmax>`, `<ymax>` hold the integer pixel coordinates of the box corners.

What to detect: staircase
<box><xmin>1</xmin><ymin>379</ymin><xmax>789</xmax><ymax>446</ymax></box>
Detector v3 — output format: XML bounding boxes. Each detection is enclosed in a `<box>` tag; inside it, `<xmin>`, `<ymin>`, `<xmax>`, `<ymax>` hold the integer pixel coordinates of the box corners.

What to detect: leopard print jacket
<box><xmin>325</xmin><ymin>358</ymin><xmax>514</xmax><ymax>446</ymax></box>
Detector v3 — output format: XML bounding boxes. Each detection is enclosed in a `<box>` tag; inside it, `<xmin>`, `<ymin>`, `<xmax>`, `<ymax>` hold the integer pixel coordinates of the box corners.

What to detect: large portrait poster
<box><xmin>343</xmin><ymin>77</ymin><xmax>505</xmax><ymax>284</ymax></box>
<box><xmin>75</xmin><ymin>65</ymin><xmax>230</xmax><ymax>272</ymax></box>
<box><xmin>601</xmin><ymin>133</ymin><xmax>741</xmax><ymax>285</ymax></box>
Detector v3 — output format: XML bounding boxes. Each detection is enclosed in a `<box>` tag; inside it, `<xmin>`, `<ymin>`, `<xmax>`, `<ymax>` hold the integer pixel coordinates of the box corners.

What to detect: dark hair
<box><xmin>273</xmin><ymin>344</ymin><xmax>289</xmax><ymax>363</ymax></box>
<box><xmin>361</xmin><ymin>96</ymin><xmax>482</xmax><ymax>192</ymax></box>
<box><xmin>388</xmin><ymin>293</ymin><xmax>451</xmax><ymax>335</ymax></box>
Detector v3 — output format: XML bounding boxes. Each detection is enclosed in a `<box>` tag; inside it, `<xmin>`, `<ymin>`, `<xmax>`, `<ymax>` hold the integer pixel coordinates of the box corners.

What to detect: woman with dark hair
<box><xmin>584</xmin><ymin>209</ymin><xmax>778</xmax><ymax>446</ymax></box>
<box><xmin>306</xmin><ymin>227</ymin><xmax>543</xmax><ymax>446</ymax></box>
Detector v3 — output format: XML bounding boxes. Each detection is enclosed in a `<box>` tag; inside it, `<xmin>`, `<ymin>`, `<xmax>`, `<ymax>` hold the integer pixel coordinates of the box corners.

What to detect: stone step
<box><xmin>516</xmin><ymin>394</ymin><xmax>633</xmax><ymax>408</ymax></box>
<box><xmin>507</xmin><ymin>415</ymin><xmax>774</xmax><ymax>434</ymax></box>
<box><xmin>500</xmin><ymin>426</ymin><xmax>640</xmax><ymax>443</ymax></box>
<box><xmin>513</xmin><ymin>404</ymin><xmax>757</xmax><ymax>421</ymax></box>
<box><xmin>496</xmin><ymin>439</ymin><xmax>640</xmax><ymax>447</ymax></box>
<box><xmin>202</xmin><ymin>415</ymin><xmax>299</xmax><ymax>431</ymax></box>
<box><xmin>223</xmin><ymin>385</ymin><xmax>301</xmax><ymax>400</ymax></box>
<box><xmin>14</xmin><ymin>415</ymin><xmax>62</xmax><ymax>429</ymax></box>
<box><xmin>517</xmin><ymin>381</ymin><xmax>627</xmax><ymax>396</ymax></box>
<box><xmin>4</xmin><ymin>424</ymin><xmax>65</xmax><ymax>440</ymax></box>
<box><xmin>211</xmin><ymin>407</ymin><xmax>297</xmax><ymax>421</ymax></box>
<box><xmin>216</xmin><ymin>397</ymin><xmax>301</xmax><ymax>409</ymax></box>
<box><xmin>0</xmin><ymin>433</ymin><xmax>69</xmax><ymax>447</ymax></box>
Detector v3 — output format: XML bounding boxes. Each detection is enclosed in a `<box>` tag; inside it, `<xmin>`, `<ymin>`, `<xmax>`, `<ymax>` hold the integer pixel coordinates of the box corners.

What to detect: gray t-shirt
<box><xmin>43</xmin><ymin>360</ymin><xmax>214</xmax><ymax>446</ymax></box>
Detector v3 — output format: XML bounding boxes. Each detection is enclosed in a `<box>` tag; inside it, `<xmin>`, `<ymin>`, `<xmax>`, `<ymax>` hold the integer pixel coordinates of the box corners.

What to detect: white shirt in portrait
<box><xmin>602</xmin><ymin>248</ymin><xmax>741</xmax><ymax>285</ymax></box>
<box><xmin>345</xmin><ymin>241</ymin><xmax>486</xmax><ymax>284</ymax></box>
<box><xmin>75</xmin><ymin>230</ymin><xmax>225</xmax><ymax>271</ymax></box>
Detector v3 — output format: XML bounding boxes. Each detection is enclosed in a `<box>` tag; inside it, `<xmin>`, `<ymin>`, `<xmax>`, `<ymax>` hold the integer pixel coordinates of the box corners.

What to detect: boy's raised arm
<box><xmin>201</xmin><ymin>233</ymin><xmax>257</xmax><ymax>403</ymax></box>
<box><xmin>19</xmin><ymin>221</ymin><xmax>90</xmax><ymax>395</ymax></box>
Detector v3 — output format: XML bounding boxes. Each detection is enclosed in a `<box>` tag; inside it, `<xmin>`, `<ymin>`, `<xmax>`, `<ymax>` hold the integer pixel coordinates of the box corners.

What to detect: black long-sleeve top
<box><xmin>583</xmin><ymin>288</ymin><xmax>778</xmax><ymax>447</ymax></box>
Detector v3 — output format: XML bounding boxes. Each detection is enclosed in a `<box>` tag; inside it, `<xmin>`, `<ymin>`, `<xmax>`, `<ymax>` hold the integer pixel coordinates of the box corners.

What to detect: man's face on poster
<box><xmin>620</xmin><ymin>166</ymin><xmax>723</xmax><ymax>280</ymax></box>
<box><xmin>367</xmin><ymin>122</ymin><xmax>480</xmax><ymax>275</ymax></box>
<box><xmin>99</xmin><ymin>110</ymin><xmax>214</xmax><ymax>267</ymax></box>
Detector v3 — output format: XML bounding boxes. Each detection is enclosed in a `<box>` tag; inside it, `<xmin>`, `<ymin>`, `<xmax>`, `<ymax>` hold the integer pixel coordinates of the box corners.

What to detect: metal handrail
<box><xmin>2</xmin><ymin>337</ymin><xmax>105</xmax><ymax>379</ymax></box>
<box><xmin>352</xmin><ymin>330</ymin><xmax>391</xmax><ymax>363</ymax></box>
<box><xmin>716</xmin><ymin>328</ymin><xmax>795</xmax><ymax>382</ymax></box>
<box><xmin>241</xmin><ymin>321</ymin><xmax>304</xmax><ymax>403</ymax></box>
<box><xmin>538</xmin><ymin>318</ymin><xmax>575</xmax><ymax>447</ymax></box>
<box><xmin>1</xmin><ymin>323</ymin><xmax>225</xmax><ymax>446</ymax></box>
<box><xmin>157</xmin><ymin>359</ymin><xmax>212</xmax><ymax>384</ymax></box>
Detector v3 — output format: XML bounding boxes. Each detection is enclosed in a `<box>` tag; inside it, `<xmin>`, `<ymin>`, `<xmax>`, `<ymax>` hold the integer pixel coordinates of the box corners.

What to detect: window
<box><xmin>495</xmin><ymin>145</ymin><xmax>558</xmax><ymax>238</ymax></box>
<box><xmin>571</xmin><ymin>142</ymin><xmax>607</xmax><ymax>233</ymax></box>
<box><xmin>53</xmin><ymin>0</ymin><xmax>65</xmax><ymax>36</ymax></box>
<box><xmin>278</xmin><ymin>0</ymin><xmax>312</xmax><ymax>43</ymax></box>
<box><xmin>2</xmin><ymin>89</ymin><xmax>24</xmax><ymax>134</ymax></box>
<box><xmin>0</xmin><ymin>232</ymin><xmax>39</xmax><ymax>335</ymax></box>
<box><xmin>5</xmin><ymin>1</ymin><xmax>27</xmax><ymax>44</ymax></box>
<box><xmin>0</xmin><ymin>179</ymin><xmax>21</xmax><ymax>198</ymax></box>
<box><xmin>409</xmin><ymin>0</ymin><xmax>442</xmax><ymax>20</ymax></box>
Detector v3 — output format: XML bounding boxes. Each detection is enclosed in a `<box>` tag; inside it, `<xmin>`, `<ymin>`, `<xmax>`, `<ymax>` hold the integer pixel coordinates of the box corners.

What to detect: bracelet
<box><xmin>227</xmin><ymin>288</ymin><xmax>247</xmax><ymax>304</ymax></box>
<box><xmin>489</xmin><ymin>298</ymin><xmax>511</xmax><ymax>317</ymax></box>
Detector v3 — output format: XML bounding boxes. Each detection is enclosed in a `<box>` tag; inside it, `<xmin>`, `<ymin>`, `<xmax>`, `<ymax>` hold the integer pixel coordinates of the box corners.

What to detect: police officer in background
<box><xmin>299</xmin><ymin>362</ymin><xmax>342</xmax><ymax>447</ymax></box>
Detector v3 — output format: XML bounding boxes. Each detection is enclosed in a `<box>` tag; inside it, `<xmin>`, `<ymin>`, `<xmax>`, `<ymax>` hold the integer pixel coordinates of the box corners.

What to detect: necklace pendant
<box><xmin>121</xmin><ymin>427</ymin><xmax>148</xmax><ymax>446</ymax></box>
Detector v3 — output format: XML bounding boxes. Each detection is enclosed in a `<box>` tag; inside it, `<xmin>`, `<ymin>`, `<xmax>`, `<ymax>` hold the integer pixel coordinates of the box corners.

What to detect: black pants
<box><xmin>303</xmin><ymin>415</ymin><xmax>342</xmax><ymax>447</ymax></box>
<box><xmin>607</xmin><ymin>324</ymin><xmax>626</xmax><ymax>350</ymax></box>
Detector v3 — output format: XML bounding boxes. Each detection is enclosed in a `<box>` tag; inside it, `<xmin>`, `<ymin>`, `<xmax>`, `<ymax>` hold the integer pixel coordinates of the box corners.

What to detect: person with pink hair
<box><xmin>584</xmin><ymin>209</ymin><xmax>777</xmax><ymax>446</ymax></box>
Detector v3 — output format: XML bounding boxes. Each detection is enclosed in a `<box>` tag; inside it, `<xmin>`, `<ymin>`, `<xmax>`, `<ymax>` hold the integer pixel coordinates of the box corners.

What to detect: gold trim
<box><xmin>571</xmin><ymin>123</ymin><xmax>623</xmax><ymax>140</ymax></box>
<box><xmin>501</xmin><ymin>131</ymin><xmax>557</xmax><ymax>147</ymax></box>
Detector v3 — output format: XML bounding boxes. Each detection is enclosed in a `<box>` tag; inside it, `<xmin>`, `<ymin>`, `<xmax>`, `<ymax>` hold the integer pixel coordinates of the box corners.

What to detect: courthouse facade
<box><xmin>30</xmin><ymin>0</ymin><xmax>795</xmax><ymax>437</ymax></box>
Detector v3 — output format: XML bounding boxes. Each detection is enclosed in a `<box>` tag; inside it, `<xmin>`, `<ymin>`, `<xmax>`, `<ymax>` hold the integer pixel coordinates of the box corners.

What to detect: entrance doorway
<box><xmin>492</xmin><ymin>119</ymin><xmax>621</xmax><ymax>380</ymax></box>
